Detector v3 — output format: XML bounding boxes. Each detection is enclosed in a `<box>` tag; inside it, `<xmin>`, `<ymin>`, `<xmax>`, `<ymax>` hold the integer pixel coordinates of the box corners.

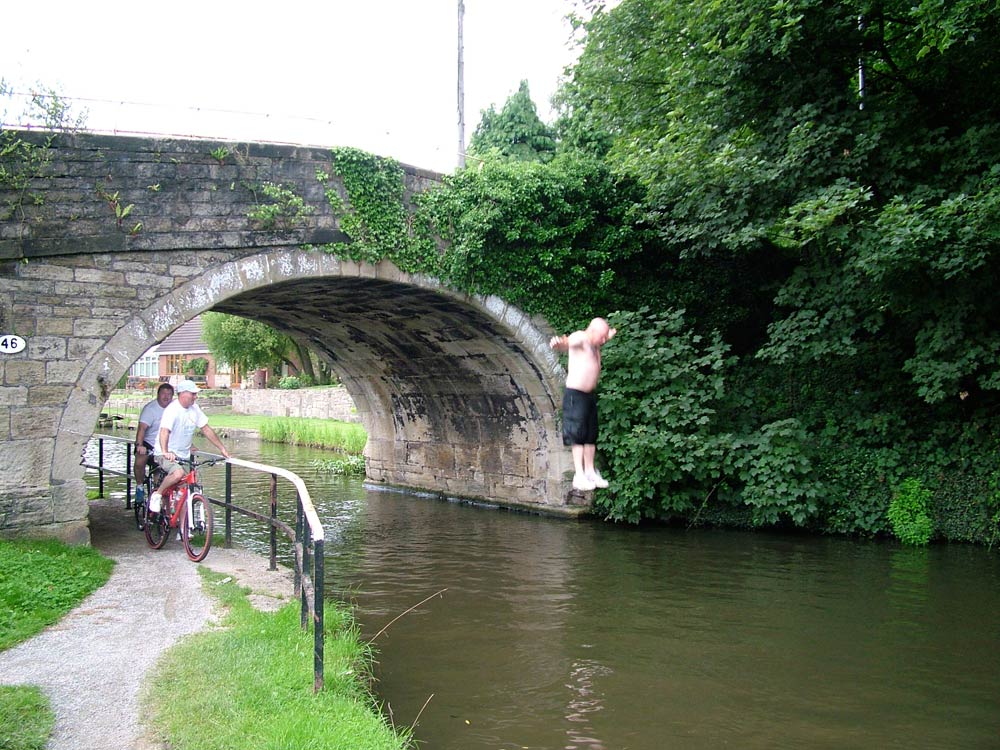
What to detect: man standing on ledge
<box><xmin>149</xmin><ymin>379</ymin><xmax>230</xmax><ymax>513</ymax></box>
<box><xmin>550</xmin><ymin>317</ymin><xmax>617</xmax><ymax>491</ymax></box>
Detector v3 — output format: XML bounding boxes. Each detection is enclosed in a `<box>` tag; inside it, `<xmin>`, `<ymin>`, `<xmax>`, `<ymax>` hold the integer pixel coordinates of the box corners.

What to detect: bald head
<box><xmin>586</xmin><ymin>317</ymin><xmax>615</xmax><ymax>345</ymax></box>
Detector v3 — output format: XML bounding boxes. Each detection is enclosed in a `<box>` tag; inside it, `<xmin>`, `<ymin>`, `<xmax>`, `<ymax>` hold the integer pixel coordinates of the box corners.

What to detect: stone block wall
<box><xmin>231</xmin><ymin>386</ymin><xmax>360</xmax><ymax>422</ymax></box>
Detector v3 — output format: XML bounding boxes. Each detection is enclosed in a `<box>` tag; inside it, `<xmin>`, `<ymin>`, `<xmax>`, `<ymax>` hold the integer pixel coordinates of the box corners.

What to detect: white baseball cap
<box><xmin>176</xmin><ymin>379</ymin><xmax>199</xmax><ymax>393</ymax></box>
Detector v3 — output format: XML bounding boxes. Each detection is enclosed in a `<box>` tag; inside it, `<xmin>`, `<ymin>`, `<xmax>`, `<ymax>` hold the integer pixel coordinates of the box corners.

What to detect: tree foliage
<box><xmin>306</xmin><ymin>10</ymin><xmax>1000</xmax><ymax>539</ymax></box>
<box><xmin>420</xmin><ymin>151</ymin><xmax>651</xmax><ymax>330</ymax></box>
<box><xmin>201</xmin><ymin>312</ymin><xmax>296</xmax><ymax>376</ymax></box>
<box><xmin>562</xmin><ymin>0</ymin><xmax>1000</xmax><ymax>406</ymax></box>
<box><xmin>468</xmin><ymin>80</ymin><xmax>557</xmax><ymax>163</ymax></box>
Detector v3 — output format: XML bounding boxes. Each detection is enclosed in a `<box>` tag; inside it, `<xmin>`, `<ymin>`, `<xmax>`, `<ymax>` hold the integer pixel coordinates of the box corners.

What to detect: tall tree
<box><xmin>560</xmin><ymin>0</ymin><xmax>1000</xmax><ymax>406</ymax></box>
<box><xmin>468</xmin><ymin>80</ymin><xmax>557</xmax><ymax>163</ymax></box>
<box><xmin>201</xmin><ymin>312</ymin><xmax>299</xmax><ymax>379</ymax></box>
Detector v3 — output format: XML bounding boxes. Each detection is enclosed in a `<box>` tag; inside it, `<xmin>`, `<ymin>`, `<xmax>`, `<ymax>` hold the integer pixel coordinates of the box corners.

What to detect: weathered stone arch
<box><xmin>0</xmin><ymin>132</ymin><xmax>587</xmax><ymax>543</ymax></box>
<box><xmin>49</xmin><ymin>249</ymin><xmax>576</xmax><ymax>542</ymax></box>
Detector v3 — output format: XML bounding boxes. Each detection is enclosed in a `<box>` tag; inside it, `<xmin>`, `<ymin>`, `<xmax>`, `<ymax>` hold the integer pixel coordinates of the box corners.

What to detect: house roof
<box><xmin>157</xmin><ymin>316</ymin><xmax>210</xmax><ymax>355</ymax></box>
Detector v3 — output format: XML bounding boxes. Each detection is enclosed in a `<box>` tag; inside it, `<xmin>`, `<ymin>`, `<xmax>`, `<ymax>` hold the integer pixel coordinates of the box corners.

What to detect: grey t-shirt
<box><xmin>137</xmin><ymin>399</ymin><xmax>167</xmax><ymax>449</ymax></box>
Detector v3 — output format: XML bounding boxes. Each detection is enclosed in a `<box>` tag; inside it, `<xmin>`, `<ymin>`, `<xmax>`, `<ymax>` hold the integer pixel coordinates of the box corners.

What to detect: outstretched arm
<box><xmin>549</xmin><ymin>334</ymin><xmax>569</xmax><ymax>352</ymax></box>
<box><xmin>200</xmin><ymin>425</ymin><xmax>230</xmax><ymax>459</ymax></box>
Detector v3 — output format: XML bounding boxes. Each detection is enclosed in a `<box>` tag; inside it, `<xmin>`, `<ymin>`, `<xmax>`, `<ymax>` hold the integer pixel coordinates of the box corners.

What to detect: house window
<box><xmin>129</xmin><ymin>352</ymin><xmax>159</xmax><ymax>378</ymax></box>
<box><xmin>166</xmin><ymin>354</ymin><xmax>186</xmax><ymax>375</ymax></box>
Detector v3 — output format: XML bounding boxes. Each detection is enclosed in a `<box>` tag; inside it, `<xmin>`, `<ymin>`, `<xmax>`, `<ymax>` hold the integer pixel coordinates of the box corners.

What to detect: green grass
<box><xmin>310</xmin><ymin>455</ymin><xmax>368</xmax><ymax>476</ymax></box>
<box><xmin>144</xmin><ymin>569</ymin><xmax>410</xmax><ymax>750</ymax></box>
<box><xmin>0</xmin><ymin>539</ymin><xmax>114</xmax><ymax>651</ymax></box>
<box><xmin>0</xmin><ymin>686</ymin><xmax>53</xmax><ymax>750</ymax></box>
<box><xmin>0</xmin><ymin>539</ymin><xmax>113</xmax><ymax>750</ymax></box>
<box><xmin>257</xmin><ymin>417</ymin><xmax>367</xmax><ymax>453</ymax></box>
<box><xmin>99</xmin><ymin>403</ymin><xmax>369</xmax><ymax>455</ymax></box>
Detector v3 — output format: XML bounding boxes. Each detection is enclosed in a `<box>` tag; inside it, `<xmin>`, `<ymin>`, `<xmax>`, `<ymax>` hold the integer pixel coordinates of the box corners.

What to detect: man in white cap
<box><xmin>149</xmin><ymin>379</ymin><xmax>230</xmax><ymax>513</ymax></box>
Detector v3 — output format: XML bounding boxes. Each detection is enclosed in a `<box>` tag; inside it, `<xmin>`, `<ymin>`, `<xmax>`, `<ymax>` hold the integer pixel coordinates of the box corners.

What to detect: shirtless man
<box><xmin>550</xmin><ymin>317</ymin><xmax>617</xmax><ymax>491</ymax></box>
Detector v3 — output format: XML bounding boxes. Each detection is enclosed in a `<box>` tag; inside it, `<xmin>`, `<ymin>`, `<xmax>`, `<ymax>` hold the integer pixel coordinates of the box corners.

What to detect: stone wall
<box><xmin>232</xmin><ymin>386</ymin><xmax>360</xmax><ymax>423</ymax></box>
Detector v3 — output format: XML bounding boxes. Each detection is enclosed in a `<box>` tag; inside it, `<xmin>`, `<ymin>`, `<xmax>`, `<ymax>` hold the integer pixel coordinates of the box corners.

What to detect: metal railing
<box><xmin>85</xmin><ymin>433</ymin><xmax>327</xmax><ymax>692</ymax></box>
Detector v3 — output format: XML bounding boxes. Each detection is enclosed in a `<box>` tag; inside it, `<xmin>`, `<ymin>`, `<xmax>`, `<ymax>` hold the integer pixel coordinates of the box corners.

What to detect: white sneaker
<box><xmin>587</xmin><ymin>472</ymin><xmax>609</xmax><ymax>489</ymax></box>
<box><xmin>148</xmin><ymin>492</ymin><xmax>162</xmax><ymax>513</ymax></box>
<box><xmin>572</xmin><ymin>474</ymin><xmax>596</xmax><ymax>491</ymax></box>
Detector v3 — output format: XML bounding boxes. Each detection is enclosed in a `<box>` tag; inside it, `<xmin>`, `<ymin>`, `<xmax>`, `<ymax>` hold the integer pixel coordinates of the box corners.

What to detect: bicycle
<box><xmin>143</xmin><ymin>455</ymin><xmax>221</xmax><ymax>562</ymax></box>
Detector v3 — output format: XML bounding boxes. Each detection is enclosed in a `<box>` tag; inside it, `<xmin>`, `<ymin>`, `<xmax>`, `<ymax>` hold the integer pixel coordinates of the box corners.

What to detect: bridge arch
<box><xmin>0</xmin><ymin>131</ymin><xmax>587</xmax><ymax>543</ymax></box>
<box><xmin>50</xmin><ymin>249</ymin><xmax>577</xmax><ymax>541</ymax></box>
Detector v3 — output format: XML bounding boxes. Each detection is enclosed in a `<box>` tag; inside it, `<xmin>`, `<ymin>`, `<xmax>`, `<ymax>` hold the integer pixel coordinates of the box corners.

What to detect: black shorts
<box><xmin>562</xmin><ymin>388</ymin><xmax>598</xmax><ymax>446</ymax></box>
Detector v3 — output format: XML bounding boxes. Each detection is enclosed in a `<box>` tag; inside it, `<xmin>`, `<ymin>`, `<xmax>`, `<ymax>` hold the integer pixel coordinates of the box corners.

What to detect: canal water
<box><xmin>88</xmin><ymin>435</ymin><xmax>1000</xmax><ymax>749</ymax></box>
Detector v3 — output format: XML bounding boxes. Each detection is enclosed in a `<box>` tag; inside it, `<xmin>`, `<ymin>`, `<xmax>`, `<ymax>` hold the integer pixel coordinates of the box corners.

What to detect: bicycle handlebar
<box><xmin>185</xmin><ymin>455</ymin><xmax>225</xmax><ymax>469</ymax></box>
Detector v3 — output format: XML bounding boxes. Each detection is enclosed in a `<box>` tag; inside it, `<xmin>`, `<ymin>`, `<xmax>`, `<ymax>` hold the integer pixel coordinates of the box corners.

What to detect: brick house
<box><xmin>128</xmin><ymin>315</ymin><xmax>232</xmax><ymax>389</ymax></box>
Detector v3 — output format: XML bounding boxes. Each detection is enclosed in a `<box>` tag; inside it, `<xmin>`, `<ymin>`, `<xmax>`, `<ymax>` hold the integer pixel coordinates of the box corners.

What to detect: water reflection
<box><xmin>564</xmin><ymin>658</ymin><xmax>611</xmax><ymax>750</ymax></box>
<box><xmin>86</xmin><ymin>435</ymin><xmax>1000</xmax><ymax>750</ymax></box>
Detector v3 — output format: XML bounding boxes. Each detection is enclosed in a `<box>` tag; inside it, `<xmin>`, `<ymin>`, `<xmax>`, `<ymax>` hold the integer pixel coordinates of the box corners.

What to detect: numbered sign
<box><xmin>0</xmin><ymin>335</ymin><xmax>27</xmax><ymax>354</ymax></box>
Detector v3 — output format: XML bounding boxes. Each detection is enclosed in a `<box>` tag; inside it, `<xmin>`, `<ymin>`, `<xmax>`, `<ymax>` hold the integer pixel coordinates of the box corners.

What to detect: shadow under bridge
<box><xmin>214</xmin><ymin>273</ymin><xmax>579</xmax><ymax>513</ymax></box>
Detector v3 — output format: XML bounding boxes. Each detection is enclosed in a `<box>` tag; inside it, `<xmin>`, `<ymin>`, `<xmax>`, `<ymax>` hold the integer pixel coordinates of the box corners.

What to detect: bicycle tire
<box><xmin>182</xmin><ymin>493</ymin><xmax>213</xmax><ymax>562</ymax></box>
<box><xmin>144</xmin><ymin>509</ymin><xmax>170</xmax><ymax>549</ymax></box>
<box><xmin>134</xmin><ymin>469</ymin><xmax>154</xmax><ymax>531</ymax></box>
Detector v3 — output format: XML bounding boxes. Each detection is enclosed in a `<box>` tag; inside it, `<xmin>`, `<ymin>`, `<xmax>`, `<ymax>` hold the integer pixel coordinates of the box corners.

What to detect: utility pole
<box><xmin>457</xmin><ymin>0</ymin><xmax>466</xmax><ymax>168</ymax></box>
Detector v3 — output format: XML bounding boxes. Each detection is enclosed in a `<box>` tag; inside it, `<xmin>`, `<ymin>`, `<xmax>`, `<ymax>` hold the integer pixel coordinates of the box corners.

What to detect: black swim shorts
<box><xmin>561</xmin><ymin>388</ymin><xmax>598</xmax><ymax>446</ymax></box>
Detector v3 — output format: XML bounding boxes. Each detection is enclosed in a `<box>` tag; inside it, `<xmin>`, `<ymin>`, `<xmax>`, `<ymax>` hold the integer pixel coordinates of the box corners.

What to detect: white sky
<box><xmin>0</xmin><ymin>0</ymin><xmax>581</xmax><ymax>174</ymax></box>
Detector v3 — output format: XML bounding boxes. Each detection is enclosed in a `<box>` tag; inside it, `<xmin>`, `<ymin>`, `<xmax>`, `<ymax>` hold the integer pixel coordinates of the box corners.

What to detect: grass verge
<box><xmin>100</xmin><ymin>403</ymin><xmax>368</xmax><ymax>455</ymax></box>
<box><xmin>0</xmin><ymin>539</ymin><xmax>115</xmax><ymax>650</ymax></box>
<box><xmin>0</xmin><ymin>538</ymin><xmax>114</xmax><ymax>750</ymax></box>
<box><xmin>143</xmin><ymin>569</ymin><xmax>410</xmax><ymax>750</ymax></box>
<box><xmin>0</xmin><ymin>686</ymin><xmax>53</xmax><ymax>750</ymax></box>
<box><xmin>256</xmin><ymin>416</ymin><xmax>367</xmax><ymax>453</ymax></box>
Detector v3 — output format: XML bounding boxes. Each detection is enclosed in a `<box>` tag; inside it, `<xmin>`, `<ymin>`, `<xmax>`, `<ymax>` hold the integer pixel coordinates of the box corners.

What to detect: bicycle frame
<box><xmin>160</xmin><ymin>465</ymin><xmax>200</xmax><ymax>530</ymax></box>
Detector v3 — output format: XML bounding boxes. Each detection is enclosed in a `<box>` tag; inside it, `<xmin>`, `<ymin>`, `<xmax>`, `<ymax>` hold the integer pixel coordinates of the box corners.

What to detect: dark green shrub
<box><xmin>597</xmin><ymin>308</ymin><xmax>732</xmax><ymax>522</ymax></box>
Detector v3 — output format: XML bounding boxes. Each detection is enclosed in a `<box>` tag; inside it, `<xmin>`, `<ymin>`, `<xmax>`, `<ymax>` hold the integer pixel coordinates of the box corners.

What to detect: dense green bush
<box><xmin>597</xmin><ymin>308</ymin><xmax>822</xmax><ymax>526</ymax></box>
<box><xmin>304</xmin><ymin>1</ymin><xmax>1000</xmax><ymax>543</ymax></box>
<box><xmin>888</xmin><ymin>478</ymin><xmax>934</xmax><ymax>546</ymax></box>
<box><xmin>277</xmin><ymin>376</ymin><xmax>302</xmax><ymax>390</ymax></box>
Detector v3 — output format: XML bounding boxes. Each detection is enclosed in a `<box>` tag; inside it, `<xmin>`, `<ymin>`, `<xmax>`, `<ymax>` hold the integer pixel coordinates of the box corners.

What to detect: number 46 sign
<box><xmin>0</xmin><ymin>335</ymin><xmax>27</xmax><ymax>354</ymax></box>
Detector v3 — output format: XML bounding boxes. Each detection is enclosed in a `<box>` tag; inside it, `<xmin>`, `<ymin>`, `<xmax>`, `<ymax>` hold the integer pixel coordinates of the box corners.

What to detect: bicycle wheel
<box><xmin>144</xmin><ymin>508</ymin><xmax>170</xmax><ymax>549</ymax></box>
<box><xmin>182</xmin><ymin>493</ymin><xmax>214</xmax><ymax>562</ymax></box>
<box><xmin>134</xmin><ymin>470</ymin><xmax>153</xmax><ymax>531</ymax></box>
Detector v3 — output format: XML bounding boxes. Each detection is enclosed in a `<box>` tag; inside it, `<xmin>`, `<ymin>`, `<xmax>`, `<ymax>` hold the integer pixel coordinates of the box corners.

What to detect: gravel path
<box><xmin>0</xmin><ymin>499</ymin><xmax>294</xmax><ymax>750</ymax></box>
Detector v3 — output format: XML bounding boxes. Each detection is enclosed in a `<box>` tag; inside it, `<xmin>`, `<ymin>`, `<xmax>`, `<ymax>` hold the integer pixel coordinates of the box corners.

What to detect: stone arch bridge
<box><xmin>0</xmin><ymin>132</ymin><xmax>584</xmax><ymax>543</ymax></box>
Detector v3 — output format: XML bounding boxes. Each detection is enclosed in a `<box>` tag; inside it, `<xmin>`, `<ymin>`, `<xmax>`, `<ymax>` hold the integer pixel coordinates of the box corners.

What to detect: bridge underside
<box><xmin>215</xmin><ymin>276</ymin><xmax>564</xmax><ymax>507</ymax></box>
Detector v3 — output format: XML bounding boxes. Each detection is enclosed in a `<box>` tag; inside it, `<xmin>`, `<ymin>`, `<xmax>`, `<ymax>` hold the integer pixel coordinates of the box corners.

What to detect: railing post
<box><xmin>294</xmin><ymin>493</ymin><xmax>303</xmax><ymax>598</ymax></box>
<box><xmin>269</xmin><ymin>473</ymin><xmax>278</xmax><ymax>571</ymax></box>
<box><xmin>125</xmin><ymin>445</ymin><xmax>133</xmax><ymax>509</ymax></box>
<box><xmin>314</xmin><ymin>537</ymin><xmax>325</xmax><ymax>693</ymax></box>
<box><xmin>98</xmin><ymin>438</ymin><xmax>105</xmax><ymax>498</ymax></box>
<box><xmin>300</xmin><ymin>519</ymin><xmax>311</xmax><ymax>631</ymax></box>
<box><xmin>225</xmin><ymin>462</ymin><xmax>233</xmax><ymax>548</ymax></box>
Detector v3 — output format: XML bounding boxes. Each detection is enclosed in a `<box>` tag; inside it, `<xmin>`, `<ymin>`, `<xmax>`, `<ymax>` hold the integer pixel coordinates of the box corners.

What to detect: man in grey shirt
<box><xmin>133</xmin><ymin>382</ymin><xmax>174</xmax><ymax>502</ymax></box>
